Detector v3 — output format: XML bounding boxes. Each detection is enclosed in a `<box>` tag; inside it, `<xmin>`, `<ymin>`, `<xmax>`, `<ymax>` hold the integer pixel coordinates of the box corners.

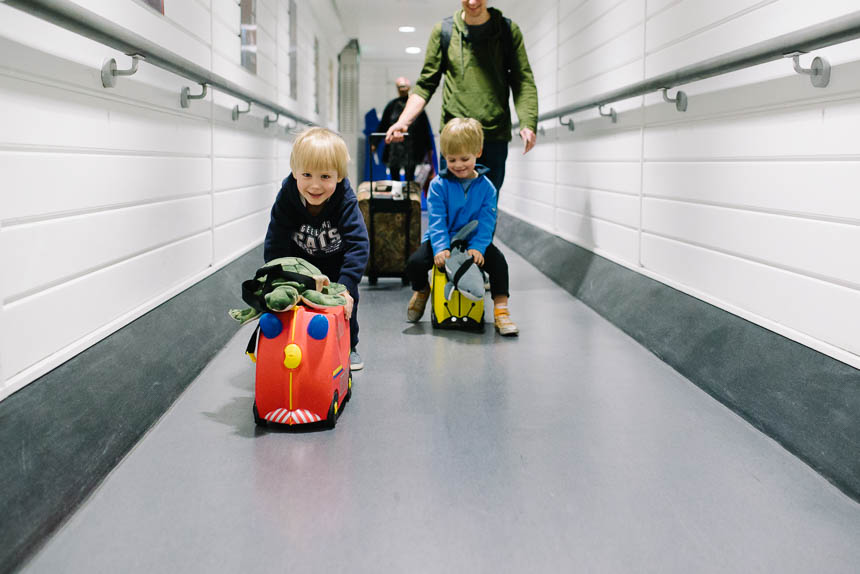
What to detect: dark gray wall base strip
<box><xmin>0</xmin><ymin>246</ymin><xmax>262</xmax><ymax>574</ymax></box>
<box><xmin>496</xmin><ymin>212</ymin><xmax>860</xmax><ymax>503</ymax></box>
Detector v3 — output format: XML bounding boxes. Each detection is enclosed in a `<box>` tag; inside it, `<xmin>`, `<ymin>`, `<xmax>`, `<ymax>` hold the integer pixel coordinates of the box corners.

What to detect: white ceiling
<box><xmin>332</xmin><ymin>0</ymin><xmax>458</xmax><ymax>61</ymax></box>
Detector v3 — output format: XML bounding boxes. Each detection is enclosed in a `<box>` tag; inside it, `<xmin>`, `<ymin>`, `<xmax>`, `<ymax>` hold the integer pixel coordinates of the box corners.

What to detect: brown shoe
<box><xmin>494</xmin><ymin>308</ymin><xmax>519</xmax><ymax>336</ymax></box>
<box><xmin>407</xmin><ymin>288</ymin><xmax>430</xmax><ymax>322</ymax></box>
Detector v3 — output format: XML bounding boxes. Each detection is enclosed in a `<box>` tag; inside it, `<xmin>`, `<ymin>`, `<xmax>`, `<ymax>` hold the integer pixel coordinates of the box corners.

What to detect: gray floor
<box><xmin>19</xmin><ymin>241</ymin><xmax>860</xmax><ymax>574</ymax></box>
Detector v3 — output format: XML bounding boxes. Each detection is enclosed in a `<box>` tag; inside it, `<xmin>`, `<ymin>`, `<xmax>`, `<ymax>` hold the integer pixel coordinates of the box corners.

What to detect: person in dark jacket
<box><xmin>375</xmin><ymin>77</ymin><xmax>433</xmax><ymax>182</ymax></box>
<box><xmin>264</xmin><ymin>127</ymin><xmax>370</xmax><ymax>370</ymax></box>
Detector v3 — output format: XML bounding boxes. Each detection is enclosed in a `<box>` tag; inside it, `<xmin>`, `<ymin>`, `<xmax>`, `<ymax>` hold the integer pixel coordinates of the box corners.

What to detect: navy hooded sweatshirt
<box><xmin>263</xmin><ymin>174</ymin><xmax>369</xmax><ymax>298</ymax></box>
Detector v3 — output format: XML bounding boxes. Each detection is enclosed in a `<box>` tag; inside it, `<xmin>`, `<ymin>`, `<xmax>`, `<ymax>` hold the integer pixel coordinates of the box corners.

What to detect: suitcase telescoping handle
<box><xmin>365</xmin><ymin>132</ymin><xmax>414</xmax><ymax>286</ymax></box>
<box><xmin>369</xmin><ymin>131</ymin><xmax>409</xmax><ymax>139</ymax></box>
<box><xmin>368</xmin><ymin>131</ymin><xmax>410</xmax><ymax>200</ymax></box>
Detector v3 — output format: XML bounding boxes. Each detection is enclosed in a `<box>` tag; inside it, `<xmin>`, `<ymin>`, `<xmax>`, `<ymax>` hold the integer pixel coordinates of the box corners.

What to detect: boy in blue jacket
<box><xmin>405</xmin><ymin>118</ymin><xmax>518</xmax><ymax>336</ymax></box>
<box><xmin>264</xmin><ymin>127</ymin><xmax>370</xmax><ymax>369</ymax></box>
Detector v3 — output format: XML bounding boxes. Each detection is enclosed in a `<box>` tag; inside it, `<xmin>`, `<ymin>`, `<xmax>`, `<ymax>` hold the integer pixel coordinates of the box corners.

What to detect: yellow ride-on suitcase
<box><xmin>430</xmin><ymin>265</ymin><xmax>484</xmax><ymax>331</ymax></box>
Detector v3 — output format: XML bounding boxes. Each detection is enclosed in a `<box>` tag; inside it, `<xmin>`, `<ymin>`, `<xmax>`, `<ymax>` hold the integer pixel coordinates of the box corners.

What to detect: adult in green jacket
<box><xmin>384</xmin><ymin>0</ymin><xmax>538</xmax><ymax>197</ymax></box>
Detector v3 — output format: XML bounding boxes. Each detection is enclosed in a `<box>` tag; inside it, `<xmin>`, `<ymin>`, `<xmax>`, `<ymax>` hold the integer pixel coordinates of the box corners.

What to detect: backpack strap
<box><xmin>500</xmin><ymin>17</ymin><xmax>513</xmax><ymax>77</ymax></box>
<box><xmin>440</xmin><ymin>14</ymin><xmax>513</xmax><ymax>81</ymax></box>
<box><xmin>451</xmin><ymin>257</ymin><xmax>475</xmax><ymax>290</ymax></box>
<box><xmin>440</xmin><ymin>16</ymin><xmax>453</xmax><ymax>73</ymax></box>
<box><xmin>450</xmin><ymin>236</ymin><xmax>469</xmax><ymax>252</ymax></box>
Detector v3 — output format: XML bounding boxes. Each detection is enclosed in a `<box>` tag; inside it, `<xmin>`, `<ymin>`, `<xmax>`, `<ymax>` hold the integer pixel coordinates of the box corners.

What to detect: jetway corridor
<box><xmin>17</xmin><ymin>240</ymin><xmax>860</xmax><ymax>574</ymax></box>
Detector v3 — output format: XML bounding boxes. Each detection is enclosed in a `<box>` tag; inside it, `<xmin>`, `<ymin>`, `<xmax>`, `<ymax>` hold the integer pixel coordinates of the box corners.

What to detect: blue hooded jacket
<box><xmin>425</xmin><ymin>164</ymin><xmax>497</xmax><ymax>255</ymax></box>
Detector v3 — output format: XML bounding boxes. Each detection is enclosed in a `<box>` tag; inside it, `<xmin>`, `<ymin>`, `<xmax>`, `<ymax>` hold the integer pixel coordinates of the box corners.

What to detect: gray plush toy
<box><xmin>443</xmin><ymin>220</ymin><xmax>485</xmax><ymax>302</ymax></box>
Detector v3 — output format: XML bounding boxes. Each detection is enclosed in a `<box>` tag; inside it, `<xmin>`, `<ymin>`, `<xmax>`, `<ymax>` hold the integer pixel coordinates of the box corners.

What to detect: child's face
<box><xmin>444</xmin><ymin>151</ymin><xmax>479</xmax><ymax>179</ymax></box>
<box><xmin>296</xmin><ymin>167</ymin><xmax>341</xmax><ymax>208</ymax></box>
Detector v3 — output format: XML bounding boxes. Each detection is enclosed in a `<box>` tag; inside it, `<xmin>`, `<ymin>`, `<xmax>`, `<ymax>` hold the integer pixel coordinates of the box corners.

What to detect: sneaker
<box><xmin>407</xmin><ymin>288</ymin><xmax>430</xmax><ymax>322</ymax></box>
<box><xmin>494</xmin><ymin>309</ymin><xmax>519</xmax><ymax>337</ymax></box>
<box><xmin>350</xmin><ymin>348</ymin><xmax>364</xmax><ymax>371</ymax></box>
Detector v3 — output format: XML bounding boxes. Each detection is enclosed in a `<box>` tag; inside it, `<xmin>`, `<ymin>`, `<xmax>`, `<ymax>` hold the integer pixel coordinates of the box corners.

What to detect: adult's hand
<box><xmin>385</xmin><ymin>93</ymin><xmax>427</xmax><ymax>143</ymax></box>
<box><xmin>519</xmin><ymin>127</ymin><xmax>537</xmax><ymax>155</ymax></box>
<box><xmin>385</xmin><ymin>120</ymin><xmax>410</xmax><ymax>144</ymax></box>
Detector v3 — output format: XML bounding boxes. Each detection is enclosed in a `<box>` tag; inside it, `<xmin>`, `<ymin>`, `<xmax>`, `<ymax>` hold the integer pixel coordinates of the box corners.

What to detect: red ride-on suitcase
<box><xmin>358</xmin><ymin>132</ymin><xmax>421</xmax><ymax>285</ymax></box>
<box><xmin>247</xmin><ymin>305</ymin><xmax>352</xmax><ymax>429</ymax></box>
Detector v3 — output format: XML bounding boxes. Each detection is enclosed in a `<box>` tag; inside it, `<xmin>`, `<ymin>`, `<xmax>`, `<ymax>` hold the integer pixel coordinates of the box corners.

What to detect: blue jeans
<box><xmin>441</xmin><ymin>140</ymin><xmax>509</xmax><ymax>202</ymax></box>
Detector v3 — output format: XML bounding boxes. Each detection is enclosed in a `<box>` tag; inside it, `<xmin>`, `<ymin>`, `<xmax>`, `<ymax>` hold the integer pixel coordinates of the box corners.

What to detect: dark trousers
<box><xmin>406</xmin><ymin>240</ymin><xmax>509</xmax><ymax>298</ymax></box>
<box><xmin>387</xmin><ymin>158</ymin><xmax>415</xmax><ymax>182</ymax></box>
<box><xmin>440</xmin><ymin>140</ymin><xmax>509</xmax><ymax>200</ymax></box>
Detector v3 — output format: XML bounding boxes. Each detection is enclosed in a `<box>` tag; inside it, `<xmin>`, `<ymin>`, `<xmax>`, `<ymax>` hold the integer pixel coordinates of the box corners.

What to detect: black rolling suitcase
<box><xmin>358</xmin><ymin>132</ymin><xmax>421</xmax><ymax>285</ymax></box>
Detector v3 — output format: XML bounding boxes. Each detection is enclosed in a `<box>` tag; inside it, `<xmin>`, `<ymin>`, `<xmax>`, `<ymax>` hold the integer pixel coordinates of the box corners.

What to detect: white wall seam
<box><xmin>563</xmin><ymin>54</ymin><xmax>647</xmax><ymax>91</ymax></box>
<box><xmin>561</xmin><ymin>0</ymin><xmax>629</xmax><ymax>42</ymax></box>
<box><xmin>213</xmin><ymin>206</ymin><xmax>272</xmax><ymax>230</ymax></box>
<box><xmin>552</xmin><ymin>183</ymin><xmax>642</xmax><ymax>198</ymax></box>
<box><xmin>2</xmin><ymin>192</ymin><xmax>216</xmax><ymax>227</ymax></box>
<box><xmin>640</xmin><ymin>229</ymin><xmax>860</xmax><ymax>292</ymax></box>
<box><xmin>159</xmin><ymin>12</ymin><xmax>212</xmax><ymax>47</ymax></box>
<box><xmin>4</xmin><ymin>229</ymin><xmax>214</xmax><ymax>306</ymax></box>
<box><xmin>0</xmin><ymin>146</ymin><xmax>211</xmax><ymax>157</ymax></box>
<box><xmin>0</xmin><ymin>253</ymin><xmax>228</xmax><ymax>402</ymax></box>
<box><xmin>0</xmin><ymin>1</ymin><xmax>347</xmax><ymax>397</ymax></box>
<box><xmin>599</xmin><ymin>243</ymin><xmax>860</xmax><ymax>371</ymax></box>
<box><xmin>638</xmin><ymin>0</ymin><xmax>648</xmax><ymax>267</ymax></box>
<box><xmin>555</xmin><ymin>209</ymin><xmax>641</xmax><ymax>232</ymax></box>
<box><xmin>561</xmin><ymin>20</ymin><xmax>645</xmax><ymax>66</ymax></box>
<box><xmin>493</xmin><ymin>0</ymin><xmax>860</xmax><ymax>367</ymax></box>
<box><xmin>209</xmin><ymin>1</ymin><xmax>216</xmax><ymax>270</ymax></box>
<box><xmin>640</xmin><ymin>193</ymin><xmax>860</xmax><ymax>226</ymax></box>
<box><xmin>640</xmin><ymin>95</ymin><xmax>860</xmax><ymax>132</ymax></box>
<box><xmin>645</xmin><ymin>0</ymin><xmax>779</xmax><ymax>56</ymax></box>
<box><xmin>645</xmin><ymin>0</ymin><xmax>684</xmax><ymax>21</ymax></box>
<box><xmin>0</xmin><ymin>69</ymin><xmax>214</xmax><ymax>121</ymax></box>
<box><xmin>644</xmin><ymin>154</ymin><xmax>860</xmax><ymax>162</ymax></box>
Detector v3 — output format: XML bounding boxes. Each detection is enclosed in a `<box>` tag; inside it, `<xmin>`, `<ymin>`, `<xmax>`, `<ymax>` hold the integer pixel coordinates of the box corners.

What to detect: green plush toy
<box><xmin>229</xmin><ymin>257</ymin><xmax>348</xmax><ymax>324</ymax></box>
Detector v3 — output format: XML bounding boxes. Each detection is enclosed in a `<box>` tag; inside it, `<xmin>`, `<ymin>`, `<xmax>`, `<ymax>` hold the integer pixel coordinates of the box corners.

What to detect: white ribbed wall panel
<box><xmin>496</xmin><ymin>0</ymin><xmax>860</xmax><ymax>368</ymax></box>
<box><xmin>0</xmin><ymin>0</ymin><xmax>346</xmax><ymax>400</ymax></box>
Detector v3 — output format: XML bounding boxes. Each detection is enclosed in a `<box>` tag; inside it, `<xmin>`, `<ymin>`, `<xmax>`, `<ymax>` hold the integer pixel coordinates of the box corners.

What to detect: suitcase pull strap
<box><xmin>245</xmin><ymin>324</ymin><xmax>261</xmax><ymax>363</ymax></box>
<box><xmin>451</xmin><ymin>257</ymin><xmax>475</xmax><ymax>290</ymax></box>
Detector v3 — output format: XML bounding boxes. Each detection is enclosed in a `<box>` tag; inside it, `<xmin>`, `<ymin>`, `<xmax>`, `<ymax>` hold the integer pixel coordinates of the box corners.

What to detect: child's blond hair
<box><xmin>440</xmin><ymin>118</ymin><xmax>484</xmax><ymax>156</ymax></box>
<box><xmin>290</xmin><ymin>127</ymin><xmax>350</xmax><ymax>179</ymax></box>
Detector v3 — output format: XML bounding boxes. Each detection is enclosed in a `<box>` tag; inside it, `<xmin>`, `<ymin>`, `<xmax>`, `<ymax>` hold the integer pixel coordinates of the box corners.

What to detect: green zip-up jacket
<box><xmin>412</xmin><ymin>8</ymin><xmax>538</xmax><ymax>142</ymax></box>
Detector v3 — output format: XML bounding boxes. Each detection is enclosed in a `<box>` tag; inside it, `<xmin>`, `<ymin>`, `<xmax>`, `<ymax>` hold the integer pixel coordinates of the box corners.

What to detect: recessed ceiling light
<box><xmin>406</xmin><ymin>47</ymin><xmax>421</xmax><ymax>54</ymax></box>
<box><xmin>398</xmin><ymin>26</ymin><xmax>416</xmax><ymax>33</ymax></box>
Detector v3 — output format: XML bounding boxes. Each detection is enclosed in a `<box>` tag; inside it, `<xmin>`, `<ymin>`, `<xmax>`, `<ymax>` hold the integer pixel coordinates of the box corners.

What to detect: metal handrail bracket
<box><xmin>232</xmin><ymin>101</ymin><xmax>251</xmax><ymax>121</ymax></box>
<box><xmin>263</xmin><ymin>113</ymin><xmax>279</xmax><ymax>128</ymax></box>
<box><xmin>101</xmin><ymin>54</ymin><xmax>140</xmax><ymax>88</ymax></box>
<box><xmin>598</xmin><ymin>104</ymin><xmax>617</xmax><ymax>123</ymax></box>
<box><xmin>180</xmin><ymin>84</ymin><xmax>207</xmax><ymax>108</ymax></box>
<box><xmin>788</xmin><ymin>52</ymin><xmax>831</xmax><ymax>87</ymax></box>
<box><xmin>4</xmin><ymin>0</ymin><xmax>314</xmax><ymax>126</ymax></box>
<box><xmin>662</xmin><ymin>88</ymin><xmax>688</xmax><ymax>112</ymax></box>
<box><xmin>516</xmin><ymin>10</ymin><xmax>860</xmax><ymax>128</ymax></box>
